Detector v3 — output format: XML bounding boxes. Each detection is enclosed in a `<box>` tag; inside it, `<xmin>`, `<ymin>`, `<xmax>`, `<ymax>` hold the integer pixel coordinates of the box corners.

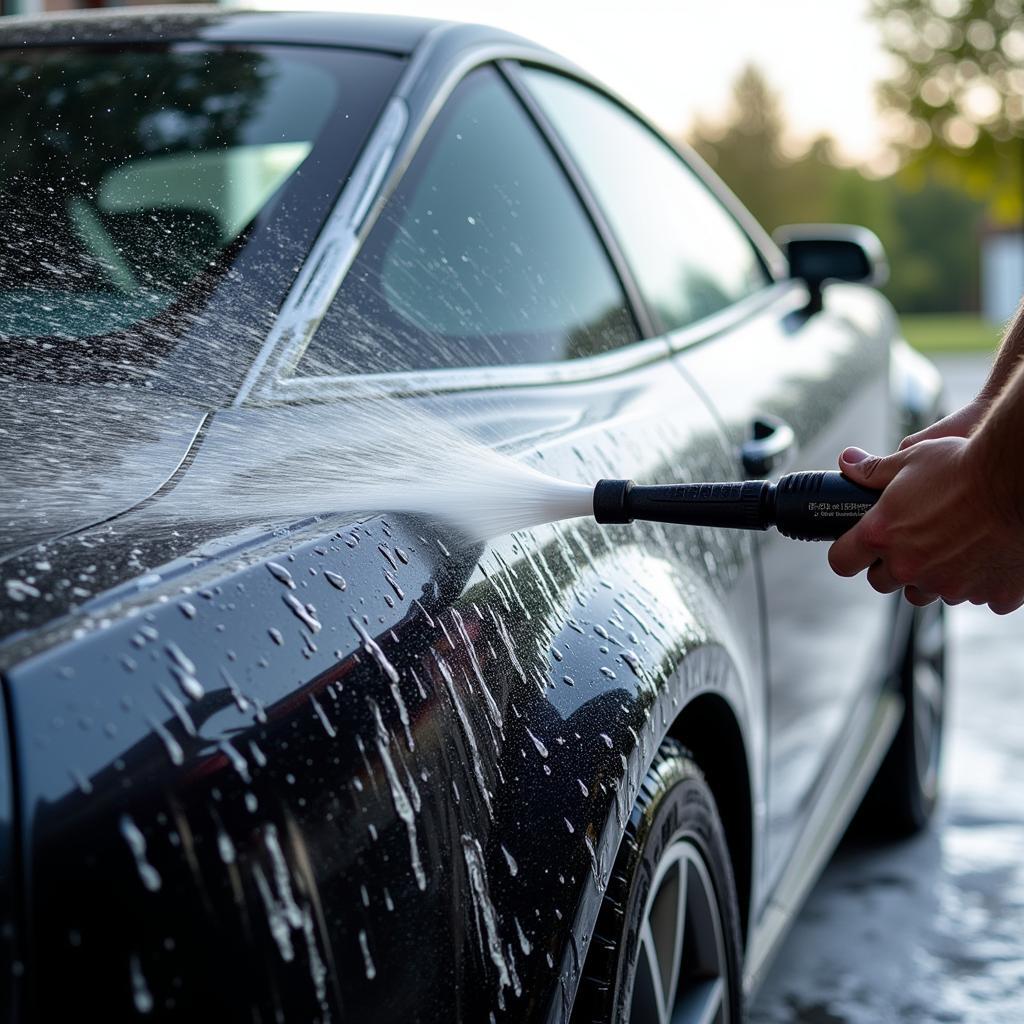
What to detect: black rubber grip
<box><xmin>595</xmin><ymin>479</ymin><xmax>772</xmax><ymax>530</ymax></box>
<box><xmin>772</xmin><ymin>471</ymin><xmax>880</xmax><ymax>540</ymax></box>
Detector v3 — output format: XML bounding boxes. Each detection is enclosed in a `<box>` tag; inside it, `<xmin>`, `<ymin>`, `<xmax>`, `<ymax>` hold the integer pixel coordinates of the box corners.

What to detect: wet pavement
<box><xmin>751</xmin><ymin>353</ymin><xmax>1024</xmax><ymax>1022</ymax></box>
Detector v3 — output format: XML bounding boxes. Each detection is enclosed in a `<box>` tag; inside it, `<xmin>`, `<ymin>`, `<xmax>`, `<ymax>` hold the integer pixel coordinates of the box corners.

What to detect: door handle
<box><xmin>740</xmin><ymin>415</ymin><xmax>796</xmax><ymax>477</ymax></box>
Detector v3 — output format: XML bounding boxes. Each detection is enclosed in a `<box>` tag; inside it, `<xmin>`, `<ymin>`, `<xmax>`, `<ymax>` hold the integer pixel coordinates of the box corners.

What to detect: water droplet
<box><xmin>383</xmin><ymin>569</ymin><xmax>404</xmax><ymax>601</ymax></box>
<box><xmin>310</xmin><ymin>695</ymin><xmax>336</xmax><ymax>738</ymax></box>
<box><xmin>217</xmin><ymin>830</ymin><xmax>236</xmax><ymax>865</ymax></box>
<box><xmin>283</xmin><ymin>592</ymin><xmax>321</xmax><ymax>634</ymax></box>
<box><xmin>621</xmin><ymin>650</ymin><xmax>644</xmax><ymax>678</ymax></box>
<box><xmin>218</xmin><ymin>739</ymin><xmax>251</xmax><ymax>783</ymax></box>
<box><xmin>146</xmin><ymin>716</ymin><xmax>184</xmax><ymax>766</ymax></box>
<box><xmin>164</xmin><ymin>642</ymin><xmax>203</xmax><ymax>700</ymax></box>
<box><xmin>324</xmin><ymin>571</ymin><xmax>347</xmax><ymax>591</ymax></box>
<box><xmin>267</xmin><ymin>562</ymin><xmax>296</xmax><ymax>589</ymax></box>
<box><xmin>350</xmin><ymin>617</ymin><xmax>399</xmax><ymax>683</ymax></box>
<box><xmin>370</xmin><ymin>699</ymin><xmax>426</xmax><ymax>890</ymax></box>
<box><xmin>525</xmin><ymin>727</ymin><xmax>548</xmax><ymax>759</ymax></box>
<box><xmin>120</xmin><ymin>815</ymin><xmax>161</xmax><ymax>892</ymax></box>
<box><xmin>359</xmin><ymin>929</ymin><xmax>376</xmax><ymax>980</ymax></box>
<box><xmin>515</xmin><ymin>917</ymin><xmax>532</xmax><ymax>956</ymax></box>
<box><xmin>501</xmin><ymin>845</ymin><xmax>518</xmax><ymax>877</ymax></box>
<box><xmin>164</xmin><ymin>641</ymin><xmax>195</xmax><ymax>676</ymax></box>
<box><xmin>129</xmin><ymin>954</ymin><xmax>153</xmax><ymax>1014</ymax></box>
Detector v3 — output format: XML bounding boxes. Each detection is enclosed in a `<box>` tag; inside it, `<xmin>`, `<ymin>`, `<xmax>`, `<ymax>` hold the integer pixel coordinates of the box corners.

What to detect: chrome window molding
<box><xmin>260</xmin><ymin>335</ymin><xmax>675</xmax><ymax>404</ymax></box>
<box><xmin>231</xmin><ymin>94</ymin><xmax>409</xmax><ymax>407</ymax></box>
<box><xmin>663</xmin><ymin>280</ymin><xmax>808</xmax><ymax>353</ymax></box>
<box><xmin>229</xmin><ymin>18</ymin><xmax>455</xmax><ymax>407</ymax></box>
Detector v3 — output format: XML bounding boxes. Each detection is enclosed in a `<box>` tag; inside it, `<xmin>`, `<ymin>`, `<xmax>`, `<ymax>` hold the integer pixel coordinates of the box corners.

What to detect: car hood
<box><xmin>1</xmin><ymin>384</ymin><xmax>208</xmax><ymax>562</ymax></box>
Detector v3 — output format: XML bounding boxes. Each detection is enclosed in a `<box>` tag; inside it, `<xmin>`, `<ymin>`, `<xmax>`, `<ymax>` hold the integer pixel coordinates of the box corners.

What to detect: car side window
<box><xmin>522</xmin><ymin>68</ymin><xmax>771</xmax><ymax>334</ymax></box>
<box><xmin>297</xmin><ymin>65</ymin><xmax>638</xmax><ymax>376</ymax></box>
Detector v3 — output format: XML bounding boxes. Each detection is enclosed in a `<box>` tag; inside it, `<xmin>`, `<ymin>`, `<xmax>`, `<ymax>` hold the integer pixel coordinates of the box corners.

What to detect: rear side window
<box><xmin>0</xmin><ymin>45</ymin><xmax>400</xmax><ymax>361</ymax></box>
<box><xmin>522</xmin><ymin>68</ymin><xmax>770</xmax><ymax>334</ymax></box>
<box><xmin>298</xmin><ymin>65</ymin><xmax>638</xmax><ymax>375</ymax></box>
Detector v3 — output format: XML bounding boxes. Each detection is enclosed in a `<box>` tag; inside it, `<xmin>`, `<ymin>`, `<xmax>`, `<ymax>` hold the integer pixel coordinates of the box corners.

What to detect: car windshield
<box><xmin>0</xmin><ymin>43</ymin><xmax>402</xmax><ymax>393</ymax></box>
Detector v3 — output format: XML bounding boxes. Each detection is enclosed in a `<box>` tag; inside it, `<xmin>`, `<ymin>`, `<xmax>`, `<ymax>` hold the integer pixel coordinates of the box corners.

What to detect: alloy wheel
<box><xmin>629</xmin><ymin>838</ymin><xmax>729</xmax><ymax>1024</ymax></box>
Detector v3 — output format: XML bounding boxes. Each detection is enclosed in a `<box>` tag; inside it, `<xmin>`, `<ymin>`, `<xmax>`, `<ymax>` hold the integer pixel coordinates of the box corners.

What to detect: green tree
<box><xmin>691</xmin><ymin>65</ymin><xmax>792</xmax><ymax>228</ymax></box>
<box><xmin>690</xmin><ymin>65</ymin><xmax>841</xmax><ymax>228</ymax></box>
<box><xmin>687</xmin><ymin>63</ymin><xmax>988</xmax><ymax>314</ymax></box>
<box><xmin>870</xmin><ymin>0</ymin><xmax>1024</xmax><ymax>223</ymax></box>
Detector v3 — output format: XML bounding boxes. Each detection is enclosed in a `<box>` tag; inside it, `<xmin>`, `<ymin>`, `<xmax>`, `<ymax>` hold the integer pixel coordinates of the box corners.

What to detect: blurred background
<box><xmin>2</xmin><ymin>0</ymin><xmax>1020</xmax><ymax>358</ymax></box>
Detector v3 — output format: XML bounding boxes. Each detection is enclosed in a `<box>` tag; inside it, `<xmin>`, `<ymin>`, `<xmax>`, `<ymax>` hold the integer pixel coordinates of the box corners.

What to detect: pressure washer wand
<box><xmin>593</xmin><ymin>471</ymin><xmax>880</xmax><ymax>541</ymax></box>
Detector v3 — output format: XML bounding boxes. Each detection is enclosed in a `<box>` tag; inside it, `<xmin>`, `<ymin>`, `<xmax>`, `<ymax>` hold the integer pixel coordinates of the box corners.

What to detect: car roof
<box><xmin>0</xmin><ymin>5</ymin><xmax>501</xmax><ymax>54</ymax></box>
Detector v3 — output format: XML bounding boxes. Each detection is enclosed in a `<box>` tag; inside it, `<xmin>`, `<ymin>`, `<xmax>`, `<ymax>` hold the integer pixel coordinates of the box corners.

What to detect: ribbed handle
<box><xmin>623</xmin><ymin>481</ymin><xmax>772</xmax><ymax>530</ymax></box>
<box><xmin>773</xmin><ymin>471</ymin><xmax>880</xmax><ymax>540</ymax></box>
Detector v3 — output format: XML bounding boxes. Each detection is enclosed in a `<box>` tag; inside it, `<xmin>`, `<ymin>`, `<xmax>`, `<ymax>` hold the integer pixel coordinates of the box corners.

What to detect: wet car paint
<box><xmin>4</xmin><ymin>365</ymin><xmax>763</xmax><ymax>1021</ymax></box>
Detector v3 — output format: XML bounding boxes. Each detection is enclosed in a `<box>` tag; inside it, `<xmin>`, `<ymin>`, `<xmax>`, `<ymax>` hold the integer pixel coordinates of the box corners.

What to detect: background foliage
<box><xmin>687</xmin><ymin>0</ymin><xmax>1023</xmax><ymax>317</ymax></box>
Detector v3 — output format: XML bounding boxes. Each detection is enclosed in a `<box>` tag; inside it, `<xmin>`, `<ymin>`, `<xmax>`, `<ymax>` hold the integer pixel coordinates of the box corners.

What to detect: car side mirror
<box><xmin>772</xmin><ymin>224</ymin><xmax>889</xmax><ymax>313</ymax></box>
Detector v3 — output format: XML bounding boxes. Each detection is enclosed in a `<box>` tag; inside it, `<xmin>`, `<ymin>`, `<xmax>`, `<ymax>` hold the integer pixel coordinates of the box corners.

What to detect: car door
<box><xmin>520</xmin><ymin>67</ymin><xmax>894</xmax><ymax>894</ymax></box>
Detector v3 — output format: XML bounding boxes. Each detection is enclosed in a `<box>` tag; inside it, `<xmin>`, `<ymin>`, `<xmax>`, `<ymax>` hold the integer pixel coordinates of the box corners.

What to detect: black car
<box><xmin>0</xmin><ymin>9</ymin><xmax>946</xmax><ymax>1023</ymax></box>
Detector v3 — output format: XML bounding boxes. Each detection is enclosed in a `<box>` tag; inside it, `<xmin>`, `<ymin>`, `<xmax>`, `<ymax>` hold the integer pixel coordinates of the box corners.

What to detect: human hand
<box><xmin>827</xmin><ymin>439</ymin><xmax>1024</xmax><ymax>614</ymax></box>
<box><xmin>898</xmin><ymin>398</ymin><xmax>988</xmax><ymax>451</ymax></box>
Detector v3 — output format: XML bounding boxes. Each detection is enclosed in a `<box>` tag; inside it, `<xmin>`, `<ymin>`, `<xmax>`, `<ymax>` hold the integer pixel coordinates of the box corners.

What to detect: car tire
<box><xmin>859</xmin><ymin>600</ymin><xmax>947</xmax><ymax>837</ymax></box>
<box><xmin>574</xmin><ymin>739</ymin><xmax>743</xmax><ymax>1024</ymax></box>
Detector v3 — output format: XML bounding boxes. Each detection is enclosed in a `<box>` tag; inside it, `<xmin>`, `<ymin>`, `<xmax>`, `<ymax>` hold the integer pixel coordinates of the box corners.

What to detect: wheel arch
<box><xmin>667</xmin><ymin>692</ymin><xmax>754</xmax><ymax>947</ymax></box>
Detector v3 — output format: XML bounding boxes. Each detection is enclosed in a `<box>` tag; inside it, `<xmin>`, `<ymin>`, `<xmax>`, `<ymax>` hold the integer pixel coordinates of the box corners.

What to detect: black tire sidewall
<box><xmin>577</xmin><ymin>743</ymin><xmax>744</xmax><ymax>1023</ymax></box>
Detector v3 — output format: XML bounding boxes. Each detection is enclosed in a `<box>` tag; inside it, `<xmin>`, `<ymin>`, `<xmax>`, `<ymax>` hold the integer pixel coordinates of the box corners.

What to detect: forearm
<box><xmin>971</xmin><ymin>350</ymin><xmax>1024</xmax><ymax>526</ymax></box>
<box><xmin>979</xmin><ymin>296</ymin><xmax>1024</xmax><ymax>403</ymax></box>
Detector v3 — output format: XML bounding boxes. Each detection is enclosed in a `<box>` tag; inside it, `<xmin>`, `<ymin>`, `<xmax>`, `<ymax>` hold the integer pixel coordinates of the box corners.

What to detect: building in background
<box><xmin>981</xmin><ymin>228</ymin><xmax>1024</xmax><ymax>325</ymax></box>
<box><xmin>1</xmin><ymin>0</ymin><xmax>208</xmax><ymax>14</ymax></box>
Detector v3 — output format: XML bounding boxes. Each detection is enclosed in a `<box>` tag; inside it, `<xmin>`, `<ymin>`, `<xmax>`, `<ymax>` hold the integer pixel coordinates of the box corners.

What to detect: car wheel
<box><xmin>860</xmin><ymin>600</ymin><xmax>947</xmax><ymax>836</ymax></box>
<box><xmin>574</xmin><ymin>739</ymin><xmax>743</xmax><ymax>1024</ymax></box>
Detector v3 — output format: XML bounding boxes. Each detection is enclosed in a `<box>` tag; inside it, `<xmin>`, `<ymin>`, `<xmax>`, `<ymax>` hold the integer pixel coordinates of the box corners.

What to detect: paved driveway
<box><xmin>751</xmin><ymin>354</ymin><xmax>1024</xmax><ymax>1023</ymax></box>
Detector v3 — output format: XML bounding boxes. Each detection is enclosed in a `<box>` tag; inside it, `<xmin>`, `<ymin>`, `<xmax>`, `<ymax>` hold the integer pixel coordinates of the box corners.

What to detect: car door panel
<box><xmin>670</xmin><ymin>282</ymin><xmax>894</xmax><ymax>889</ymax></box>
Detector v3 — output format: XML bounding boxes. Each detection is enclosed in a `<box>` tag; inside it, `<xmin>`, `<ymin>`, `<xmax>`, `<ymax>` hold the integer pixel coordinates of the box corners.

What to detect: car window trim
<box><xmin>234</xmin><ymin>36</ymin><xmax>794</xmax><ymax>406</ymax></box>
<box><xmin>257</xmin><ymin>281</ymin><xmax>800</xmax><ymax>404</ymax></box>
<box><xmin>230</xmin><ymin>22</ymin><xmax>452</xmax><ymax>406</ymax></box>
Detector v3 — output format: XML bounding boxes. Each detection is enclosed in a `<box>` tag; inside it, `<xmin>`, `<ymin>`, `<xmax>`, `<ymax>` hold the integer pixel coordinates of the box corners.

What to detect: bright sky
<box><xmin>239</xmin><ymin>0</ymin><xmax>896</xmax><ymax>166</ymax></box>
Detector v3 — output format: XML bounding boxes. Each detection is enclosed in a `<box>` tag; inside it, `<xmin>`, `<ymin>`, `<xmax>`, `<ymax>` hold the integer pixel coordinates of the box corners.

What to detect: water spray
<box><xmin>593</xmin><ymin>471</ymin><xmax>879</xmax><ymax>540</ymax></box>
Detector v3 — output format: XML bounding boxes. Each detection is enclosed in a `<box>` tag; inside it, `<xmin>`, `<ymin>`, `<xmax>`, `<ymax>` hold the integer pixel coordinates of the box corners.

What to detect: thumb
<box><xmin>838</xmin><ymin>446</ymin><xmax>905</xmax><ymax>489</ymax></box>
